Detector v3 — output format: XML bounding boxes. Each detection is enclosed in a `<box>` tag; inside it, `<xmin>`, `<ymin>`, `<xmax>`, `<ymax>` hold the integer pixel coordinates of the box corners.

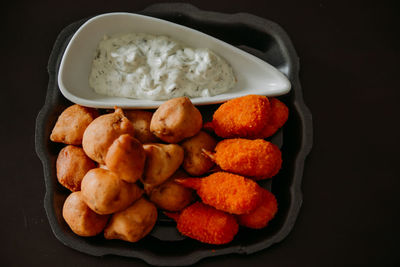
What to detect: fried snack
<box><xmin>150</xmin><ymin>97</ymin><xmax>202</xmax><ymax>143</ymax></box>
<box><xmin>56</xmin><ymin>145</ymin><xmax>96</xmax><ymax>192</ymax></box>
<box><xmin>254</xmin><ymin>97</ymin><xmax>289</xmax><ymax>138</ymax></box>
<box><xmin>148</xmin><ymin>170</ymin><xmax>195</xmax><ymax>211</ymax></box>
<box><xmin>81</xmin><ymin>168</ymin><xmax>143</xmax><ymax>215</ymax></box>
<box><xmin>104</xmin><ymin>198</ymin><xmax>157</xmax><ymax>242</ymax></box>
<box><xmin>180</xmin><ymin>131</ymin><xmax>217</xmax><ymax>176</ymax></box>
<box><xmin>176</xmin><ymin>172</ymin><xmax>263</xmax><ymax>215</ymax></box>
<box><xmin>207</xmin><ymin>95</ymin><xmax>270</xmax><ymax>138</ymax></box>
<box><xmin>165</xmin><ymin>202</ymin><xmax>238</xmax><ymax>244</ymax></box>
<box><xmin>105</xmin><ymin>134</ymin><xmax>146</xmax><ymax>183</ymax></box>
<box><xmin>207</xmin><ymin>138</ymin><xmax>282</xmax><ymax>180</ymax></box>
<box><xmin>236</xmin><ymin>188</ymin><xmax>278</xmax><ymax>229</ymax></box>
<box><xmin>124</xmin><ymin>110</ymin><xmax>159</xmax><ymax>144</ymax></box>
<box><xmin>142</xmin><ymin>143</ymin><xmax>184</xmax><ymax>192</ymax></box>
<box><xmin>62</xmin><ymin>192</ymin><xmax>109</xmax><ymax>236</ymax></box>
<box><xmin>82</xmin><ymin>108</ymin><xmax>134</xmax><ymax>164</ymax></box>
<box><xmin>50</xmin><ymin>104</ymin><xmax>99</xmax><ymax>145</ymax></box>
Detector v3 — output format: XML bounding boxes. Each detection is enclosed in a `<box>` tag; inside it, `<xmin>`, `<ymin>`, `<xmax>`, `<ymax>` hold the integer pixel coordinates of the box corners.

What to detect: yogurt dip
<box><xmin>89</xmin><ymin>33</ymin><xmax>236</xmax><ymax>100</ymax></box>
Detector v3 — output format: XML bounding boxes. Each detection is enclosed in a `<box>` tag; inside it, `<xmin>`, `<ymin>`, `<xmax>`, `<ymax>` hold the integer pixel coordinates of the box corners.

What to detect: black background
<box><xmin>2</xmin><ymin>0</ymin><xmax>399</xmax><ymax>266</ymax></box>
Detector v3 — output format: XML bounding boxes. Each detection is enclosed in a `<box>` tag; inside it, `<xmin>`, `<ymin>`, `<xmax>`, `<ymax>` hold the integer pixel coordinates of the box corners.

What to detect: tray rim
<box><xmin>35</xmin><ymin>3</ymin><xmax>313</xmax><ymax>265</ymax></box>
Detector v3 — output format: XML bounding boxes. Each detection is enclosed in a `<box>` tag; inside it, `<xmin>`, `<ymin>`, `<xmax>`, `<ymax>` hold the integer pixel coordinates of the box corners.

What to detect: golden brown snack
<box><xmin>180</xmin><ymin>131</ymin><xmax>217</xmax><ymax>176</ymax></box>
<box><xmin>50</xmin><ymin>104</ymin><xmax>99</xmax><ymax>145</ymax></box>
<box><xmin>105</xmin><ymin>134</ymin><xmax>146</xmax><ymax>183</ymax></box>
<box><xmin>81</xmin><ymin>168</ymin><xmax>143</xmax><ymax>215</ymax></box>
<box><xmin>148</xmin><ymin>170</ymin><xmax>195</xmax><ymax>211</ymax></box>
<box><xmin>82</xmin><ymin>108</ymin><xmax>135</xmax><ymax>164</ymax></box>
<box><xmin>104</xmin><ymin>198</ymin><xmax>157</xmax><ymax>242</ymax></box>
<box><xmin>124</xmin><ymin>110</ymin><xmax>159</xmax><ymax>143</ymax></box>
<box><xmin>142</xmin><ymin>143</ymin><xmax>184</xmax><ymax>191</ymax></box>
<box><xmin>56</xmin><ymin>145</ymin><xmax>96</xmax><ymax>192</ymax></box>
<box><xmin>150</xmin><ymin>97</ymin><xmax>202</xmax><ymax>143</ymax></box>
<box><xmin>62</xmin><ymin>191</ymin><xmax>109</xmax><ymax>237</ymax></box>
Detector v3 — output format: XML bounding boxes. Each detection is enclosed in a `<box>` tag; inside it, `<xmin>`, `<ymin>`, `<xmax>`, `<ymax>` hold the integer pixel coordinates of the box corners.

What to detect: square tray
<box><xmin>35</xmin><ymin>3</ymin><xmax>312</xmax><ymax>266</ymax></box>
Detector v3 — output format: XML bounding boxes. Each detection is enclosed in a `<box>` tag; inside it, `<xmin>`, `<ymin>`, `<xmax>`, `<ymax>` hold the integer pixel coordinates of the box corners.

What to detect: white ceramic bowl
<box><xmin>58</xmin><ymin>12</ymin><xmax>291</xmax><ymax>109</ymax></box>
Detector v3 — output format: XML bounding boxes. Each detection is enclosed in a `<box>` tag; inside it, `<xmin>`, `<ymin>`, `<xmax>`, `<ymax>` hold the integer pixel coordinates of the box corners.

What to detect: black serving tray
<box><xmin>35</xmin><ymin>3</ymin><xmax>312</xmax><ymax>266</ymax></box>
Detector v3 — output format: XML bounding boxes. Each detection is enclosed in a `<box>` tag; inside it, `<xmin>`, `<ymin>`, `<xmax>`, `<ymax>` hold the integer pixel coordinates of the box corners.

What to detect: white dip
<box><xmin>89</xmin><ymin>33</ymin><xmax>236</xmax><ymax>100</ymax></box>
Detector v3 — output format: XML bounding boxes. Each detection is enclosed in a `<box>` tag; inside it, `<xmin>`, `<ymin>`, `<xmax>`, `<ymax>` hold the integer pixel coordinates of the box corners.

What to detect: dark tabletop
<box><xmin>2</xmin><ymin>0</ymin><xmax>399</xmax><ymax>266</ymax></box>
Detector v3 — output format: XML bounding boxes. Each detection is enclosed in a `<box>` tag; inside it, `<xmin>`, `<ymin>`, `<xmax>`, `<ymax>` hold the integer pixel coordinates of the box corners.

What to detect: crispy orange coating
<box><xmin>236</xmin><ymin>188</ymin><xmax>278</xmax><ymax>229</ymax></box>
<box><xmin>254</xmin><ymin>97</ymin><xmax>289</xmax><ymax>138</ymax></box>
<box><xmin>213</xmin><ymin>139</ymin><xmax>282</xmax><ymax>180</ymax></box>
<box><xmin>166</xmin><ymin>202</ymin><xmax>238</xmax><ymax>244</ymax></box>
<box><xmin>56</xmin><ymin>145</ymin><xmax>96</xmax><ymax>192</ymax></box>
<box><xmin>176</xmin><ymin>172</ymin><xmax>263</xmax><ymax>215</ymax></box>
<box><xmin>50</xmin><ymin>104</ymin><xmax>99</xmax><ymax>145</ymax></box>
<box><xmin>210</xmin><ymin>95</ymin><xmax>270</xmax><ymax>138</ymax></box>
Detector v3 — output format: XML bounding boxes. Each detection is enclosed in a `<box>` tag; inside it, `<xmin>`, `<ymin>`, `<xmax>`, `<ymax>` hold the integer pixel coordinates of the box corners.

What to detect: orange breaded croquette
<box><xmin>176</xmin><ymin>172</ymin><xmax>263</xmax><ymax>215</ymax></box>
<box><xmin>213</xmin><ymin>138</ymin><xmax>282</xmax><ymax>180</ymax></box>
<box><xmin>236</xmin><ymin>188</ymin><xmax>278</xmax><ymax>229</ymax></box>
<box><xmin>209</xmin><ymin>95</ymin><xmax>271</xmax><ymax>138</ymax></box>
<box><xmin>254</xmin><ymin>97</ymin><xmax>289</xmax><ymax>139</ymax></box>
<box><xmin>165</xmin><ymin>202</ymin><xmax>238</xmax><ymax>244</ymax></box>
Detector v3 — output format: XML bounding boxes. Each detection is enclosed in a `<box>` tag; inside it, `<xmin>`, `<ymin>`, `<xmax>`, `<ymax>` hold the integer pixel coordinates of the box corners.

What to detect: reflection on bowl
<box><xmin>58</xmin><ymin>12</ymin><xmax>291</xmax><ymax>109</ymax></box>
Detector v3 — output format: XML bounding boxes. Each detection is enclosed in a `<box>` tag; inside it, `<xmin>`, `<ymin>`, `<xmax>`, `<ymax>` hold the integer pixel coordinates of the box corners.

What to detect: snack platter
<box><xmin>35</xmin><ymin>3</ymin><xmax>312</xmax><ymax>266</ymax></box>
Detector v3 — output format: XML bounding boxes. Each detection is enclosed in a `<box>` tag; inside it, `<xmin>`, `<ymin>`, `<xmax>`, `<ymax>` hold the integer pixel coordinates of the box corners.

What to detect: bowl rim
<box><xmin>57</xmin><ymin>10</ymin><xmax>291</xmax><ymax>109</ymax></box>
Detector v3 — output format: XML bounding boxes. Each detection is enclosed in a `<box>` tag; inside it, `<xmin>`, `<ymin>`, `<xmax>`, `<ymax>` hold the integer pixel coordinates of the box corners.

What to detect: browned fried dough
<box><xmin>56</xmin><ymin>145</ymin><xmax>96</xmax><ymax>192</ymax></box>
<box><xmin>81</xmin><ymin>168</ymin><xmax>143</xmax><ymax>215</ymax></box>
<box><xmin>104</xmin><ymin>198</ymin><xmax>157</xmax><ymax>242</ymax></box>
<box><xmin>82</xmin><ymin>108</ymin><xmax>134</xmax><ymax>164</ymax></box>
<box><xmin>62</xmin><ymin>192</ymin><xmax>109</xmax><ymax>236</ymax></box>
<box><xmin>150</xmin><ymin>97</ymin><xmax>202</xmax><ymax>143</ymax></box>
<box><xmin>50</xmin><ymin>104</ymin><xmax>99</xmax><ymax>145</ymax></box>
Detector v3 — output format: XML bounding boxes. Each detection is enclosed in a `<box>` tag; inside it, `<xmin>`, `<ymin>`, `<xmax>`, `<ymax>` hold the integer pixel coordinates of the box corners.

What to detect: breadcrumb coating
<box><xmin>210</xmin><ymin>95</ymin><xmax>270</xmax><ymax>138</ymax></box>
<box><xmin>176</xmin><ymin>172</ymin><xmax>263</xmax><ymax>214</ymax></box>
<box><xmin>166</xmin><ymin>202</ymin><xmax>238</xmax><ymax>244</ymax></box>
<box><xmin>236</xmin><ymin>188</ymin><xmax>278</xmax><ymax>229</ymax></box>
<box><xmin>214</xmin><ymin>139</ymin><xmax>282</xmax><ymax>180</ymax></box>
<box><xmin>255</xmin><ymin>97</ymin><xmax>289</xmax><ymax>138</ymax></box>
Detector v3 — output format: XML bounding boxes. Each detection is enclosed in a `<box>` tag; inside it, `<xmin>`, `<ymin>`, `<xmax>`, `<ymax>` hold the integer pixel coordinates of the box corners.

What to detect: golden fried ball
<box><xmin>142</xmin><ymin>143</ymin><xmax>184</xmax><ymax>192</ymax></box>
<box><xmin>56</xmin><ymin>145</ymin><xmax>96</xmax><ymax>192</ymax></box>
<box><xmin>50</xmin><ymin>104</ymin><xmax>99</xmax><ymax>145</ymax></box>
<box><xmin>181</xmin><ymin>131</ymin><xmax>217</xmax><ymax>176</ymax></box>
<box><xmin>124</xmin><ymin>110</ymin><xmax>159</xmax><ymax>144</ymax></box>
<box><xmin>82</xmin><ymin>108</ymin><xmax>134</xmax><ymax>164</ymax></box>
<box><xmin>81</xmin><ymin>168</ymin><xmax>143</xmax><ymax>215</ymax></box>
<box><xmin>105</xmin><ymin>134</ymin><xmax>146</xmax><ymax>183</ymax></box>
<box><xmin>150</xmin><ymin>97</ymin><xmax>202</xmax><ymax>143</ymax></box>
<box><xmin>62</xmin><ymin>191</ymin><xmax>109</xmax><ymax>236</ymax></box>
<box><xmin>104</xmin><ymin>198</ymin><xmax>157</xmax><ymax>242</ymax></box>
<box><xmin>148</xmin><ymin>170</ymin><xmax>195</xmax><ymax>211</ymax></box>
